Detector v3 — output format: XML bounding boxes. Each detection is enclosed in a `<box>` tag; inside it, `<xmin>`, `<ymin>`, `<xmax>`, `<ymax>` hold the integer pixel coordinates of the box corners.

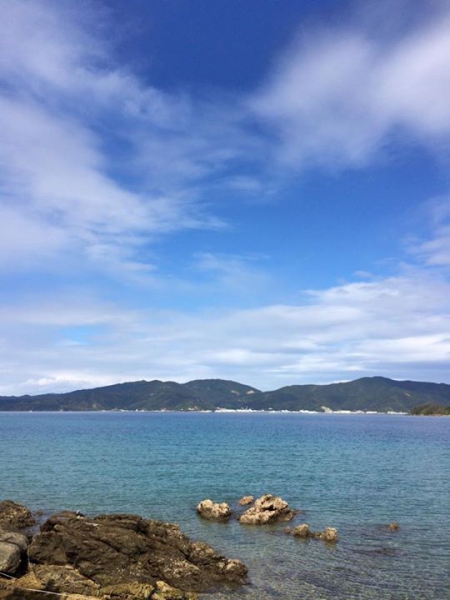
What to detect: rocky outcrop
<box><xmin>287</xmin><ymin>524</ymin><xmax>338</xmax><ymax>543</ymax></box>
<box><xmin>0</xmin><ymin>501</ymin><xmax>35</xmax><ymax>530</ymax></box>
<box><xmin>291</xmin><ymin>524</ymin><xmax>312</xmax><ymax>538</ymax></box>
<box><xmin>238</xmin><ymin>494</ymin><xmax>296</xmax><ymax>525</ymax></box>
<box><xmin>196</xmin><ymin>499</ymin><xmax>232</xmax><ymax>521</ymax></box>
<box><xmin>238</xmin><ymin>496</ymin><xmax>254</xmax><ymax>506</ymax></box>
<box><xmin>26</xmin><ymin>511</ymin><xmax>247</xmax><ymax>595</ymax></box>
<box><xmin>320</xmin><ymin>527</ymin><xmax>338</xmax><ymax>543</ymax></box>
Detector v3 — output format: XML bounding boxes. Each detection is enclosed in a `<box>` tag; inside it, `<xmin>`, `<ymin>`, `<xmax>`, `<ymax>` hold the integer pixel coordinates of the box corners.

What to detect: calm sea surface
<box><xmin>0</xmin><ymin>412</ymin><xmax>449</xmax><ymax>599</ymax></box>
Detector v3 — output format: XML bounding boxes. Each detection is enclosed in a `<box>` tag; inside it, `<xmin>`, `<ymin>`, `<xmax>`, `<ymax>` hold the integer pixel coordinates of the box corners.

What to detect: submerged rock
<box><xmin>196</xmin><ymin>499</ymin><xmax>232</xmax><ymax>521</ymax></box>
<box><xmin>238</xmin><ymin>494</ymin><xmax>296</xmax><ymax>525</ymax></box>
<box><xmin>0</xmin><ymin>501</ymin><xmax>35</xmax><ymax>530</ymax></box>
<box><xmin>27</xmin><ymin>511</ymin><xmax>247</xmax><ymax>595</ymax></box>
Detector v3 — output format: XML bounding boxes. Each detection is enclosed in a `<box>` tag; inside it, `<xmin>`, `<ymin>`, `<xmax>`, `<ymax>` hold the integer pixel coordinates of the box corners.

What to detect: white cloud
<box><xmin>1</xmin><ymin>0</ymin><xmax>450</xmax><ymax>395</ymax></box>
<box><xmin>412</xmin><ymin>196</ymin><xmax>450</xmax><ymax>267</ymax></box>
<box><xmin>0</xmin><ymin>0</ymin><xmax>253</xmax><ymax>278</ymax></box>
<box><xmin>1</xmin><ymin>267</ymin><xmax>449</xmax><ymax>395</ymax></box>
<box><xmin>251</xmin><ymin>2</ymin><xmax>450</xmax><ymax>168</ymax></box>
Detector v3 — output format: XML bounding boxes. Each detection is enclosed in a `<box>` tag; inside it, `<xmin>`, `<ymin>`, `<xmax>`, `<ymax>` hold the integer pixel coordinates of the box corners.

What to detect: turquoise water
<box><xmin>0</xmin><ymin>412</ymin><xmax>449</xmax><ymax>599</ymax></box>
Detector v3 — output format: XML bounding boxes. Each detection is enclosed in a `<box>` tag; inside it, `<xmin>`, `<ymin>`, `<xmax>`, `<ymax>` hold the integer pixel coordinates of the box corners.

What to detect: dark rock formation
<box><xmin>0</xmin><ymin>501</ymin><xmax>35</xmax><ymax>530</ymax></box>
<box><xmin>238</xmin><ymin>494</ymin><xmax>296</xmax><ymax>525</ymax></box>
<box><xmin>26</xmin><ymin>511</ymin><xmax>247</xmax><ymax>595</ymax></box>
<box><xmin>196</xmin><ymin>499</ymin><xmax>232</xmax><ymax>521</ymax></box>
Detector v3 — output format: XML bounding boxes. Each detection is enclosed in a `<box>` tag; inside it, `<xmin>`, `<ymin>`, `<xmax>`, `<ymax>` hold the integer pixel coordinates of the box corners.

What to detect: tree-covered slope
<box><xmin>0</xmin><ymin>379</ymin><xmax>259</xmax><ymax>411</ymax></box>
<box><xmin>245</xmin><ymin>377</ymin><xmax>450</xmax><ymax>413</ymax></box>
<box><xmin>1</xmin><ymin>376</ymin><xmax>450</xmax><ymax>412</ymax></box>
<box><xmin>409</xmin><ymin>402</ymin><xmax>450</xmax><ymax>416</ymax></box>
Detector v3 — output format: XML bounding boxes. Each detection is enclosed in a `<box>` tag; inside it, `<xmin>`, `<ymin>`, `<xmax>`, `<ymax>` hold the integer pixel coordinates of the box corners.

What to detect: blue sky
<box><xmin>1</xmin><ymin>0</ymin><xmax>450</xmax><ymax>394</ymax></box>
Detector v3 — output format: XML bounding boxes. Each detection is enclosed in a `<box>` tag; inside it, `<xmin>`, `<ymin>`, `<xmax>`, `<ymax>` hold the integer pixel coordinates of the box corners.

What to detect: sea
<box><xmin>0</xmin><ymin>411</ymin><xmax>449</xmax><ymax>600</ymax></box>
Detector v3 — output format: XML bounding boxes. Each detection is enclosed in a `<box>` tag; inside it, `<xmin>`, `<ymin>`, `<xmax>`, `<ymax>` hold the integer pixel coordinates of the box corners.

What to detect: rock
<box><xmin>0</xmin><ymin>530</ymin><xmax>29</xmax><ymax>554</ymax></box>
<box><xmin>31</xmin><ymin>564</ymin><xmax>101</xmax><ymax>596</ymax></box>
<box><xmin>238</xmin><ymin>494</ymin><xmax>296</xmax><ymax>525</ymax></box>
<box><xmin>0</xmin><ymin>530</ymin><xmax>28</xmax><ymax>575</ymax></box>
<box><xmin>288</xmin><ymin>524</ymin><xmax>338</xmax><ymax>543</ymax></box>
<box><xmin>320</xmin><ymin>527</ymin><xmax>338</xmax><ymax>543</ymax></box>
<box><xmin>0</xmin><ymin>541</ymin><xmax>21</xmax><ymax>575</ymax></box>
<box><xmin>238</xmin><ymin>496</ymin><xmax>254</xmax><ymax>506</ymax></box>
<box><xmin>0</xmin><ymin>501</ymin><xmax>35</xmax><ymax>530</ymax></box>
<box><xmin>153</xmin><ymin>580</ymin><xmax>197</xmax><ymax>599</ymax></box>
<box><xmin>389</xmin><ymin>522</ymin><xmax>399</xmax><ymax>531</ymax></box>
<box><xmin>291</xmin><ymin>524</ymin><xmax>313</xmax><ymax>539</ymax></box>
<box><xmin>100</xmin><ymin>581</ymin><xmax>156</xmax><ymax>599</ymax></box>
<box><xmin>27</xmin><ymin>511</ymin><xmax>247</xmax><ymax>595</ymax></box>
<box><xmin>196</xmin><ymin>499</ymin><xmax>232</xmax><ymax>521</ymax></box>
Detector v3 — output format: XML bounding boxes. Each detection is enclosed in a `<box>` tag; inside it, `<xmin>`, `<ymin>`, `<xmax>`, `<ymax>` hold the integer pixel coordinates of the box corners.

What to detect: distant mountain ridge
<box><xmin>1</xmin><ymin>376</ymin><xmax>450</xmax><ymax>413</ymax></box>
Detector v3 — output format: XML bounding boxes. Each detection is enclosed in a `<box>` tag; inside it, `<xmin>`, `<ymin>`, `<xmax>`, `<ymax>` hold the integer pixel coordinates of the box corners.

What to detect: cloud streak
<box><xmin>1</xmin><ymin>0</ymin><xmax>450</xmax><ymax>393</ymax></box>
<box><xmin>1</xmin><ymin>266</ymin><xmax>449</xmax><ymax>395</ymax></box>
<box><xmin>251</xmin><ymin>2</ymin><xmax>450</xmax><ymax>168</ymax></box>
<box><xmin>0</xmin><ymin>0</ymin><xmax>255</xmax><ymax>279</ymax></box>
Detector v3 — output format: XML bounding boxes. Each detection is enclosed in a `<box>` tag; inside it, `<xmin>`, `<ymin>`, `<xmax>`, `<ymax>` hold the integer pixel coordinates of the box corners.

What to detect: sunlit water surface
<box><xmin>1</xmin><ymin>412</ymin><xmax>449</xmax><ymax>599</ymax></box>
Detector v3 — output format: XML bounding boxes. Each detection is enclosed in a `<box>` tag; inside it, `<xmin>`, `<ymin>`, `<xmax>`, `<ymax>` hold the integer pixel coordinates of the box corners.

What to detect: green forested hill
<box><xmin>0</xmin><ymin>379</ymin><xmax>259</xmax><ymax>412</ymax></box>
<box><xmin>248</xmin><ymin>377</ymin><xmax>450</xmax><ymax>413</ymax></box>
<box><xmin>1</xmin><ymin>376</ymin><xmax>450</xmax><ymax>413</ymax></box>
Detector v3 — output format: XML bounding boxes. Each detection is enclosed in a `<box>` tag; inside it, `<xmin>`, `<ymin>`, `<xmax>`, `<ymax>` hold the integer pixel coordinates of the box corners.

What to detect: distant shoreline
<box><xmin>2</xmin><ymin>376</ymin><xmax>449</xmax><ymax>414</ymax></box>
<box><xmin>0</xmin><ymin>408</ymin><xmax>409</xmax><ymax>415</ymax></box>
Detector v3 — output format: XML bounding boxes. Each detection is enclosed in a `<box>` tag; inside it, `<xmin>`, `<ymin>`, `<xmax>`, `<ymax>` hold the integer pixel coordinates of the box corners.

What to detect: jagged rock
<box><xmin>196</xmin><ymin>499</ymin><xmax>232</xmax><ymax>521</ymax></box>
<box><xmin>238</xmin><ymin>496</ymin><xmax>254</xmax><ymax>506</ymax></box>
<box><xmin>0</xmin><ymin>501</ymin><xmax>35</xmax><ymax>530</ymax></box>
<box><xmin>27</xmin><ymin>511</ymin><xmax>247</xmax><ymax>595</ymax></box>
<box><xmin>0</xmin><ymin>541</ymin><xmax>21</xmax><ymax>575</ymax></box>
<box><xmin>238</xmin><ymin>494</ymin><xmax>296</xmax><ymax>525</ymax></box>
<box><xmin>320</xmin><ymin>527</ymin><xmax>338</xmax><ymax>543</ymax></box>
<box><xmin>291</xmin><ymin>524</ymin><xmax>313</xmax><ymax>539</ymax></box>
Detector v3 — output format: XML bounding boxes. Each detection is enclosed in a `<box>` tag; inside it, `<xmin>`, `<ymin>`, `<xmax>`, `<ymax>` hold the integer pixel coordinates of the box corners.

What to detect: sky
<box><xmin>1</xmin><ymin>0</ymin><xmax>450</xmax><ymax>395</ymax></box>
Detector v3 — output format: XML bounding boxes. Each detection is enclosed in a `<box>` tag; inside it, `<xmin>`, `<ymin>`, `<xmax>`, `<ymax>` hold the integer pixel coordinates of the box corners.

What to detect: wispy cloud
<box><xmin>412</xmin><ymin>196</ymin><xmax>450</xmax><ymax>267</ymax></box>
<box><xmin>0</xmin><ymin>0</ymin><xmax>256</xmax><ymax>280</ymax></box>
<box><xmin>1</xmin><ymin>0</ymin><xmax>450</xmax><ymax>394</ymax></box>
<box><xmin>250</xmin><ymin>2</ymin><xmax>450</xmax><ymax>169</ymax></box>
<box><xmin>1</xmin><ymin>266</ymin><xmax>449</xmax><ymax>395</ymax></box>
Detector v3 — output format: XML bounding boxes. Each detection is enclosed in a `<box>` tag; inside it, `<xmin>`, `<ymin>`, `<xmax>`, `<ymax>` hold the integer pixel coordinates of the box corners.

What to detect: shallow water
<box><xmin>1</xmin><ymin>412</ymin><xmax>449</xmax><ymax>599</ymax></box>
